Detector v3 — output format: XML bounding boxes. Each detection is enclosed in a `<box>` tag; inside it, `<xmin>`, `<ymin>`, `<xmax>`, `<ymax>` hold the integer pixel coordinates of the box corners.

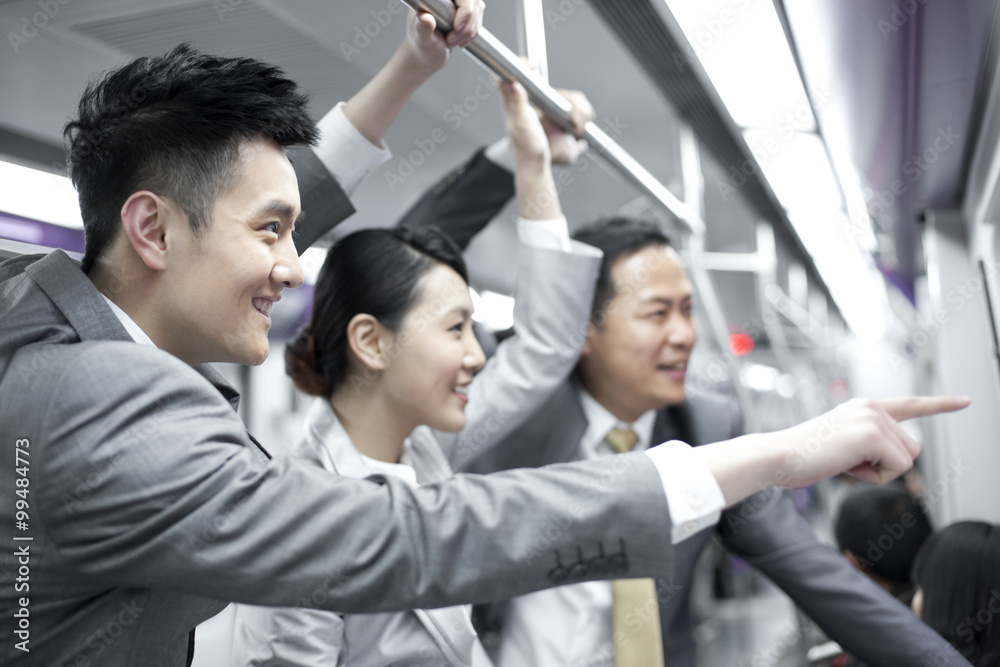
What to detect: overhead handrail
<box><xmin>402</xmin><ymin>0</ymin><xmax>705</xmax><ymax>237</ymax></box>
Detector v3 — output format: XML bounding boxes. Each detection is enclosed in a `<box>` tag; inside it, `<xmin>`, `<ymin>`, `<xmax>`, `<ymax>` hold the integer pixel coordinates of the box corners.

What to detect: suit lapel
<box><xmin>652</xmin><ymin>401</ymin><xmax>698</xmax><ymax>447</ymax></box>
<box><xmin>25</xmin><ymin>250</ymin><xmax>132</xmax><ymax>343</ymax></box>
<box><xmin>542</xmin><ymin>378</ymin><xmax>590</xmax><ymax>464</ymax></box>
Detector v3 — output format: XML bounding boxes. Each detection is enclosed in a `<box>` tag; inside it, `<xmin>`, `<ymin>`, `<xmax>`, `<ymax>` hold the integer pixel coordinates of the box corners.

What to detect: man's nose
<box><xmin>666</xmin><ymin>316</ymin><xmax>696</xmax><ymax>347</ymax></box>
<box><xmin>272</xmin><ymin>237</ymin><xmax>304</xmax><ymax>289</ymax></box>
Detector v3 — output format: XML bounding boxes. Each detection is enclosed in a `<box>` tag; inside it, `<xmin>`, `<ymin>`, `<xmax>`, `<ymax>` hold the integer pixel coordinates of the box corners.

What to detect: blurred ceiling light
<box><xmin>743</xmin><ymin>129</ymin><xmax>843</xmax><ymax>211</ymax></box>
<box><xmin>666</xmin><ymin>0</ymin><xmax>815</xmax><ymax>131</ymax></box>
<box><xmin>0</xmin><ymin>160</ymin><xmax>82</xmax><ymax>230</ymax></box>
<box><xmin>787</xmin><ymin>210</ymin><xmax>887</xmax><ymax>340</ymax></box>
<box><xmin>740</xmin><ymin>363</ymin><xmax>781</xmax><ymax>392</ymax></box>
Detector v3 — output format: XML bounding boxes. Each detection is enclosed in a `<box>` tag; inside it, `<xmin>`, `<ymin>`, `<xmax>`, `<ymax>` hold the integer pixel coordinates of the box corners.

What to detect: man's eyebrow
<box><xmin>643</xmin><ymin>295</ymin><xmax>693</xmax><ymax>306</ymax></box>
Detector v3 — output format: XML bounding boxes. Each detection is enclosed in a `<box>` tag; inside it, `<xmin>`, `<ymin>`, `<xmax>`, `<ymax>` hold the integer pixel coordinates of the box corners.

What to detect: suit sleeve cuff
<box><xmin>314</xmin><ymin>102</ymin><xmax>392</xmax><ymax>196</ymax></box>
<box><xmin>645</xmin><ymin>440</ymin><xmax>725</xmax><ymax>544</ymax></box>
<box><xmin>516</xmin><ymin>216</ymin><xmax>573</xmax><ymax>252</ymax></box>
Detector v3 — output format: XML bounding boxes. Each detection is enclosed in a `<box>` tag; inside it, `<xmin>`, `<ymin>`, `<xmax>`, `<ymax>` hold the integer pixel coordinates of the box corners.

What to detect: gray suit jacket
<box><xmin>0</xmin><ymin>150</ymin><xmax>677</xmax><ymax>666</ymax></box>
<box><xmin>466</xmin><ymin>381</ymin><xmax>970</xmax><ymax>667</ymax></box>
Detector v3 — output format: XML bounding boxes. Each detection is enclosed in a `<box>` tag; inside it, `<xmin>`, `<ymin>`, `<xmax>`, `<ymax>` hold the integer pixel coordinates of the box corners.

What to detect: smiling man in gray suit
<box><xmin>0</xmin><ymin>11</ymin><xmax>968</xmax><ymax>667</ymax></box>
<box><xmin>399</xmin><ymin>151</ymin><xmax>971</xmax><ymax>666</ymax></box>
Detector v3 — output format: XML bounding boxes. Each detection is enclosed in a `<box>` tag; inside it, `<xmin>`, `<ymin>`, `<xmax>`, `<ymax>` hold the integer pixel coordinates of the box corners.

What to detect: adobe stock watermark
<box><xmin>583</xmin><ymin>577</ymin><xmax>684</xmax><ymax>667</ymax></box>
<box><xmin>544</xmin><ymin>0</ymin><xmax>586</xmax><ymax>31</ymax></box>
<box><xmin>714</xmin><ymin>84</ymin><xmax>834</xmax><ymax>201</ymax></box>
<box><xmin>383</xmin><ymin>74</ymin><xmax>499</xmax><ymax>192</ymax></box>
<box><xmin>7</xmin><ymin>0</ymin><xmax>72</xmax><ymax>54</ymax></box>
<box><xmin>864</xmin><ymin>126</ymin><xmax>961</xmax><ymax>224</ymax></box>
<box><xmin>877</xmin><ymin>0</ymin><xmax>928</xmax><ymax>40</ymax></box>
<box><xmin>213</xmin><ymin>0</ymin><xmax>245</xmax><ymax>21</ymax></box>
<box><xmin>339</xmin><ymin>0</ymin><xmax>408</xmax><ymax>62</ymax></box>
<box><xmin>669</xmin><ymin>0</ymin><xmax>753</xmax><ymax>73</ymax></box>
<box><xmin>58</xmin><ymin>399</ymin><xmax>175</xmax><ymax>517</ymax></box>
<box><xmin>751</xmin><ymin>621</ymin><xmax>809</xmax><ymax>667</ymax></box>
<box><xmin>67</xmin><ymin>600</ymin><xmax>145</xmax><ymax>664</ymax></box>
<box><xmin>957</xmin><ymin>589</ymin><xmax>1000</xmax><ymax>645</ymax></box>
<box><xmin>887</xmin><ymin>259</ymin><xmax>996</xmax><ymax>370</ymax></box>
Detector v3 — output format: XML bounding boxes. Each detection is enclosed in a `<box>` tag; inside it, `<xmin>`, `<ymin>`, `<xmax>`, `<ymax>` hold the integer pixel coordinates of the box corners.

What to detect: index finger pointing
<box><xmin>879</xmin><ymin>396</ymin><xmax>972</xmax><ymax>422</ymax></box>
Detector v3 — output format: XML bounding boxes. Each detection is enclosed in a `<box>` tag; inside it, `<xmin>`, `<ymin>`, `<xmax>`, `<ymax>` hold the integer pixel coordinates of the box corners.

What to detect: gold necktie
<box><xmin>605</xmin><ymin>427</ymin><xmax>664</xmax><ymax>666</ymax></box>
<box><xmin>605</xmin><ymin>427</ymin><xmax>638</xmax><ymax>454</ymax></box>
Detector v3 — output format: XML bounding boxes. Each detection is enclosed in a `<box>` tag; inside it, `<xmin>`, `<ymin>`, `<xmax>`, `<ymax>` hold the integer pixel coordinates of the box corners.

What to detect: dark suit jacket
<box><xmin>399</xmin><ymin>146</ymin><xmax>971</xmax><ymax>667</ymax></box>
<box><xmin>0</xmin><ymin>148</ymin><xmax>681</xmax><ymax>666</ymax></box>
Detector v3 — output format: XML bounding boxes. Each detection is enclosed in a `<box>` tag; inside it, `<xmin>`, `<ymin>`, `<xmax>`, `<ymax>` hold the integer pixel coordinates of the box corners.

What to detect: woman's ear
<box><xmin>346</xmin><ymin>313</ymin><xmax>389</xmax><ymax>373</ymax></box>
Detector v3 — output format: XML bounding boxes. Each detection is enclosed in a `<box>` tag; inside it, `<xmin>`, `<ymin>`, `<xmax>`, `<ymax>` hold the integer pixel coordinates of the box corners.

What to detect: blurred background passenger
<box><xmin>835</xmin><ymin>483</ymin><xmax>934</xmax><ymax>606</ymax></box>
<box><xmin>912</xmin><ymin>521</ymin><xmax>1000</xmax><ymax>667</ymax></box>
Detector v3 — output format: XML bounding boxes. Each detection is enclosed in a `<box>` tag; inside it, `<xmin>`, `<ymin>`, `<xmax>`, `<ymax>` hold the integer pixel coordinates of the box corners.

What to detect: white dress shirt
<box><xmin>496</xmin><ymin>387</ymin><xmax>725</xmax><ymax>667</ymax></box>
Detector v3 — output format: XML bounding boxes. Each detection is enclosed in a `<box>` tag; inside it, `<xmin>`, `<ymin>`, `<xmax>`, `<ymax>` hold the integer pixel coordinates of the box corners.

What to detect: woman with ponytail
<box><xmin>231</xmin><ymin>78</ymin><xmax>602</xmax><ymax>666</ymax></box>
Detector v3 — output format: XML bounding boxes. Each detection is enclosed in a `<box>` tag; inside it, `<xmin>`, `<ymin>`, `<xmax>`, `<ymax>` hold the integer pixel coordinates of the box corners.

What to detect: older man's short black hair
<box><xmin>571</xmin><ymin>216</ymin><xmax>674</xmax><ymax>323</ymax></box>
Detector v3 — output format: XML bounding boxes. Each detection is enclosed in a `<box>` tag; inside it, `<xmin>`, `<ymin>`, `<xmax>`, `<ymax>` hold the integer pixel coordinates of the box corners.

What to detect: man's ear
<box><xmin>842</xmin><ymin>549</ymin><xmax>864</xmax><ymax>572</ymax></box>
<box><xmin>120</xmin><ymin>191</ymin><xmax>176</xmax><ymax>272</ymax></box>
<box><xmin>346</xmin><ymin>314</ymin><xmax>389</xmax><ymax>373</ymax></box>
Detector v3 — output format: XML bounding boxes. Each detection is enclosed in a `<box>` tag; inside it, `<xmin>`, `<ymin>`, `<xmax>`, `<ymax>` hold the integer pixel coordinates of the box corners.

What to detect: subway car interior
<box><xmin>2</xmin><ymin>0</ymin><xmax>999</xmax><ymax>665</ymax></box>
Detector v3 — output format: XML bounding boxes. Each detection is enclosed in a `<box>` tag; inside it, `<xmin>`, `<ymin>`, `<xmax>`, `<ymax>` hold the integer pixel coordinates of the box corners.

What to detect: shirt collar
<box><xmin>577</xmin><ymin>385</ymin><xmax>657</xmax><ymax>457</ymax></box>
<box><xmin>99</xmin><ymin>293</ymin><xmax>157</xmax><ymax>347</ymax></box>
<box><xmin>303</xmin><ymin>399</ymin><xmax>420</xmax><ymax>485</ymax></box>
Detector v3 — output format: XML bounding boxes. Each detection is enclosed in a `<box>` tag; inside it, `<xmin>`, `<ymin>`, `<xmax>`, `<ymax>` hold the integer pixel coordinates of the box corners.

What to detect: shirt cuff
<box><xmin>314</xmin><ymin>102</ymin><xmax>392</xmax><ymax>197</ymax></box>
<box><xmin>483</xmin><ymin>137</ymin><xmax>516</xmax><ymax>173</ymax></box>
<box><xmin>516</xmin><ymin>216</ymin><xmax>572</xmax><ymax>252</ymax></box>
<box><xmin>645</xmin><ymin>440</ymin><xmax>726</xmax><ymax>544</ymax></box>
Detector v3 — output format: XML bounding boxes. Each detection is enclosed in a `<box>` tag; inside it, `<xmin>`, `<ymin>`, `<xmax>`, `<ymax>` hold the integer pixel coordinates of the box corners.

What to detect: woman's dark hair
<box><xmin>912</xmin><ymin>521</ymin><xmax>1000</xmax><ymax>666</ymax></box>
<box><xmin>286</xmin><ymin>226</ymin><xmax>467</xmax><ymax>397</ymax></box>
<box><xmin>64</xmin><ymin>44</ymin><xmax>318</xmax><ymax>273</ymax></box>
<box><xmin>571</xmin><ymin>216</ymin><xmax>673</xmax><ymax>324</ymax></box>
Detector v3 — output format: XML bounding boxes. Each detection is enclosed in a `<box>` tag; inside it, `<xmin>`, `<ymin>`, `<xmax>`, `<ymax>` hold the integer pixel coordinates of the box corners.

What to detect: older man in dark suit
<box><xmin>398</xmin><ymin>142</ymin><xmax>969</xmax><ymax>667</ymax></box>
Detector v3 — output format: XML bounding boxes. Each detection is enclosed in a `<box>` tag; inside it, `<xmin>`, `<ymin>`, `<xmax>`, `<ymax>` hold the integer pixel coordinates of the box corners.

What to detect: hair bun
<box><xmin>284</xmin><ymin>326</ymin><xmax>327</xmax><ymax>397</ymax></box>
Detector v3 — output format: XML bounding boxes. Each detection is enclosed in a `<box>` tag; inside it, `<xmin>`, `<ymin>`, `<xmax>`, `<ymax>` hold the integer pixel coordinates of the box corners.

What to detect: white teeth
<box><xmin>253</xmin><ymin>299</ymin><xmax>272</xmax><ymax>317</ymax></box>
<box><xmin>454</xmin><ymin>386</ymin><xmax>469</xmax><ymax>395</ymax></box>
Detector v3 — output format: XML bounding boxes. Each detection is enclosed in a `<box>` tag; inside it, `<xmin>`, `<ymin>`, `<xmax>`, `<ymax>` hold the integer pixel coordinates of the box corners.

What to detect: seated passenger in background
<box><xmin>812</xmin><ymin>484</ymin><xmax>935</xmax><ymax>666</ymax></box>
<box><xmin>912</xmin><ymin>521</ymin><xmax>1000</xmax><ymax>667</ymax></box>
<box><xmin>231</xmin><ymin>77</ymin><xmax>603</xmax><ymax>665</ymax></box>
<box><xmin>835</xmin><ymin>483</ymin><xmax>933</xmax><ymax>607</ymax></box>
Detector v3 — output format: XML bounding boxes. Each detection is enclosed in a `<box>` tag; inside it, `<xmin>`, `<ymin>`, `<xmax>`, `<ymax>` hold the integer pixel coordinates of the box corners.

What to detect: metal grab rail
<box><xmin>404</xmin><ymin>0</ymin><xmax>770</xmax><ymax>427</ymax></box>
<box><xmin>402</xmin><ymin>0</ymin><xmax>704</xmax><ymax>237</ymax></box>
